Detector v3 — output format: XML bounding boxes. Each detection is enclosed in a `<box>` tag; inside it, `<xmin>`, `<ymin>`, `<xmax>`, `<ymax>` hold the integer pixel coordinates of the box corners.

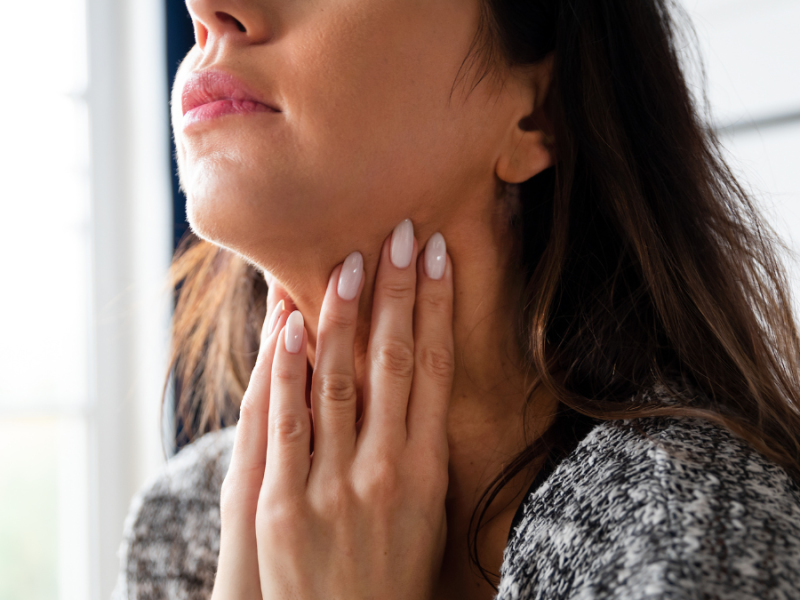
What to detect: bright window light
<box><xmin>0</xmin><ymin>0</ymin><xmax>92</xmax><ymax>598</ymax></box>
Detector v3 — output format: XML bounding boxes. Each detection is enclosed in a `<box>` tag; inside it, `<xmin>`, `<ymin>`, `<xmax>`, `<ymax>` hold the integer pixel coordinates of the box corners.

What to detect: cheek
<box><xmin>283</xmin><ymin>0</ymin><xmax>490</xmax><ymax>211</ymax></box>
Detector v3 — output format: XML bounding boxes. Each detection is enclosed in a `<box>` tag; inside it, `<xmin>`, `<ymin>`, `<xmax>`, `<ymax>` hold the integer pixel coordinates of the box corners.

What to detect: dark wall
<box><xmin>166</xmin><ymin>0</ymin><xmax>195</xmax><ymax>250</ymax></box>
<box><xmin>166</xmin><ymin>2</ymin><xmax>197</xmax><ymax>455</ymax></box>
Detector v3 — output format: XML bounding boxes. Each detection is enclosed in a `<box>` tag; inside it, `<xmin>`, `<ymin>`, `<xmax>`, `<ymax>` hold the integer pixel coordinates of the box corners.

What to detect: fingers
<box><xmin>310</xmin><ymin>252</ymin><xmax>364</xmax><ymax>474</ymax></box>
<box><xmin>407</xmin><ymin>233</ymin><xmax>454</xmax><ymax>445</ymax></box>
<box><xmin>226</xmin><ymin>303</ymin><xmax>290</xmax><ymax>505</ymax></box>
<box><xmin>265</xmin><ymin>311</ymin><xmax>312</xmax><ymax>496</ymax></box>
<box><xmin>259</xmin><ymin>224</ymin><xmax>452</xmax><ymax>497</ymax></box>
<box><xmin>217</xmin><ymin>301</ymin><xmax>289</xmax><ymax>600</ymax></box>
<box><xmin>362</xmin><ymin>219</ymin><xmax>419</xmax><ymax>449</ymax></box>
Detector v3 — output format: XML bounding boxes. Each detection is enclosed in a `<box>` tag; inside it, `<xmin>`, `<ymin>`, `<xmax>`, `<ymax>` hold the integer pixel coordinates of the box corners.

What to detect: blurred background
<box><xmin>0</xmin><ymin>0</ymin><xmax>798</xmax><ymax>599</ymax></box>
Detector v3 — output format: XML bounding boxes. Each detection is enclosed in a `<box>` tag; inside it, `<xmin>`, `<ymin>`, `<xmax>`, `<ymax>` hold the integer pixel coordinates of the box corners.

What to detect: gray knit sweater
<box><xmin>112</xmin><ymin>415</ymin><xmax>800</xmax><ymax>599</ymax></box>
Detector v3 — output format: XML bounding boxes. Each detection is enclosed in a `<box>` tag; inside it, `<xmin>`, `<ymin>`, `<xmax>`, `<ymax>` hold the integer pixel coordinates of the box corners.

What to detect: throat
<box><xmin>433</xmin><ymin>487</ymin><xmax>529</xmax><ymax>600</ymax></box>
<box><xmin>433</xmin><ymin>448</ymin><xmax>545</xmax><ymax>600</ymax></box>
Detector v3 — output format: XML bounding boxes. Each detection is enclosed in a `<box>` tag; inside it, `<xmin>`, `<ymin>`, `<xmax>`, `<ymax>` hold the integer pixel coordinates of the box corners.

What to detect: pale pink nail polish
<box><xmin>267</xmin><ymin>299</ymin><xmax>285</xmax><ymax>335</ymax></box>
<box><xmin>284</xmin><ymin>311</ymin><xmax>304</xmax><ymax>354</ymax></box>
<box><xmin>337</xmin><ymin>251</ymin><xmax>363</xmax><ymax>301</ymax></box>
<box><xmin>390</xmin><ymin>219</ymin><xmax>414</xmax><ymax>269</ymax></box>
<box><xmin>424</xmin><ymin>233</ymin><xmax>446</xmax><ymax>280</ymax></box>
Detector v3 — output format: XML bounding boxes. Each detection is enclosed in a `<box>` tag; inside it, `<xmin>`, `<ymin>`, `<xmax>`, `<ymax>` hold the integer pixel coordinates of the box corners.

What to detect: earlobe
<box><xmin>495</xmin><ymin>129</ymin><xmax>554</xmax><ymax>184</ymax></box>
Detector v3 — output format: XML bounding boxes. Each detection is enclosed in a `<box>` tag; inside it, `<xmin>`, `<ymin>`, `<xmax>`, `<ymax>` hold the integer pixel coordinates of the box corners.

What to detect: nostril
<box><xmin>216</xmin><ymin>11</ymin><xmax>247</xmax><ymax>33</ymax></box>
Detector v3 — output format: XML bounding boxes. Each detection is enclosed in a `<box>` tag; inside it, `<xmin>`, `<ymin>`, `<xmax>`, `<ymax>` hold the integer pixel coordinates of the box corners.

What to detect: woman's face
<box><xmin>173</xmin><ymin>0</ymin><xmax>531</xmax><ymax>265</ymax></box>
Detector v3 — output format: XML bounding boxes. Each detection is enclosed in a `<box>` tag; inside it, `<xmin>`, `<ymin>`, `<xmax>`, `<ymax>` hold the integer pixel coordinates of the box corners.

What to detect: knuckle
<box><xmin>374</xmin><ymin>341</ymin><xmax>414</xmax><ymax>379</ymax></box>
<box><xmin>318</xmin><ymin>479</ymin><xmax>355</xmax><ymax>514</ymax></box>
<box><xmin>219</xmin><ymin>473</ymin><xmax>260</xmax><ymax>521</ymax></box>
<box><xmin>270</xmin><ymin>412</ymin><xmax>308</xmax><ymax>442</ymax></box>
<box><xmin>362</xmin><ymin>458</ymin><xmax>401</xmax><ymax>504</ymax></box>
<box><xmin>419</xmin><ymin>343</ymin><xmax>454</xmax><ymax>382</ymax></box>
<box><xmin>256</xmin><ymin>499</ymin><xmax>303</xmax><ymax>537</ymax></box>
<box><xmin>220</xmin><ymin>472</ymin><xmax>240</xmax><ymax>500</ymax></box>
<box><xmin>219</xmin><ymin>476</ymin><xmax>239</xmax><ymax>513</ymax></box>
<box><xmin>380</xmin><ymin>280</ymin><xmax>415</xmax><ymax>302</ymax></box>
<box><xmin>316</xmin><ymin>372</ymin><xmax>357</xmax><ymax>404</ymax></box>
<box><xmin>238</xmin><ymin>393</ymin><xmax>266</xmax><ymax>423</ymax></box>
<box><xmin>418</xmin><ymin>465</ymin><xmax>449</xmax><ymax>503</ymax></box>
<box><xmin>321</xmin><ymin>308</ymin><xmax>356</xmax><ymax>331</ymax></box>
<box><xmin>272</xmin><ymin>366</ymin><xmax>303</xmax><ymax>386</ymax></box>
<box><xmin>417</xmin><ymin>289</ymin><xmax>451</xmax><ymax>315</ymax></box>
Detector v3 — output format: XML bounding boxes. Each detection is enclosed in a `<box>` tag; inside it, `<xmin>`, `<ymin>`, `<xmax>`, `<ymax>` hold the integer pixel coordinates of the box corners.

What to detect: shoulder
<box><xmin>112</xmin><ymin>427</ymin><xmax>236</xmax><ymax>600</ymax></box>
<box><xmin>499</xmin><ymin>415</ymin><xmax>800</xmax><ymax>600</ymax></box>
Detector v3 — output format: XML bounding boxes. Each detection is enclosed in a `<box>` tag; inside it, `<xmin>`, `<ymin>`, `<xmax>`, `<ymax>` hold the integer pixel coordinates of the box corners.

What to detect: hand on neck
<box><xmin>255</xmin><ymin>191</ymin><xmax>560</xmax><ymax>596</ymax></box>
<box><xmin>258</xmin><ymin>196</ymin><xmax>531</xmax><ymax>412</ymax></box>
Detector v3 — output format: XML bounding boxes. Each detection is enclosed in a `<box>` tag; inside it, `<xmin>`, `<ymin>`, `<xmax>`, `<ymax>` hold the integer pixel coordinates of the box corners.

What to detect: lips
<box><xmin>181</xmin><ymin>70</ymin><xmax>279</xmax><ymax>127</ymax></box>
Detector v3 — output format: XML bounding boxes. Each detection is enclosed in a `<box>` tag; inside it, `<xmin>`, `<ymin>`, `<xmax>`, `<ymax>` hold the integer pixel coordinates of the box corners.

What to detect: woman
<box><xmin>113</xmin><ymin>0</ymin><xmax>800</xmax><ymax>598</ymax></box>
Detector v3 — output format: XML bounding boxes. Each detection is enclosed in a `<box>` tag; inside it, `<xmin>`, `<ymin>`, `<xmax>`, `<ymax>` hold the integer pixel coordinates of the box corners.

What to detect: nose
<box><xmin>185</xmin><ymin>0</ymin><xmax>272</xmax><ymax>50</ymax></box>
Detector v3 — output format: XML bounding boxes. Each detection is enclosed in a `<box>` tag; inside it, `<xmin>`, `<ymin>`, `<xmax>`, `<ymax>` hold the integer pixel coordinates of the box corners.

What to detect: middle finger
<box><xmin>361</xmin><ymin>219</ymin><xmax>418</xmax><ymax>450</ymax></box>
<box><xmin>310</xmin><ymin>252</ymin><xmax>364</xmax><ymax>475</ymax></box>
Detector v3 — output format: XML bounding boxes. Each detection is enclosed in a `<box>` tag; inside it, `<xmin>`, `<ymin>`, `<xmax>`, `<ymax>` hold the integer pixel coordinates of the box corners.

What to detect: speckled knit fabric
<box><xmin>499</xmin><ymin>416</ymin><xmax>800</xmax><ymax>599</ymax></box>
<box><xmin>112</xmin><ymin>427</ymin><xmax>235</xmax><ymax>600</ymax></box>
<box><xmin>113</xmin><ymin>415</ymin><xmax>800</xmax><ymax>599</ymax></box>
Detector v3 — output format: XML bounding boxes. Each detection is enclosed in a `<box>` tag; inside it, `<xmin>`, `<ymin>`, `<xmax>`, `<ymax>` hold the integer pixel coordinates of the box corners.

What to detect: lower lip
<box><xmin>183</xmin><ymin>99</ymin><xmax>277</xmax><ymax>128</ymax></box>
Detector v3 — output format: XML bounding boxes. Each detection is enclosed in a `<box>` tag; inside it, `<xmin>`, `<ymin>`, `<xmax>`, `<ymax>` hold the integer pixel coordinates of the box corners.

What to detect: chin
<box><xmin>176</xmin><ymin>116</ymin><xmax>298</xmax><ymax>245</ymax></box>
<box><xmin>180</xmin><ymin>157</ymin><xmax>335</xmax><ymax>273</ymax></box>
<box><xmin>182</xmin><ymin>157</ymin><xmax>271</xmax><ymax>255</ymax></box>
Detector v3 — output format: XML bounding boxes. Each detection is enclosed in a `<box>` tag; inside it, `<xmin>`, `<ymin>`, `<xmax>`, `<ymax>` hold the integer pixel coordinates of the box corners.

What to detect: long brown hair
<box><xmin>167</xmin><ymin>0</ymin><xmax>800</xmax><ymax>587</ymax></box>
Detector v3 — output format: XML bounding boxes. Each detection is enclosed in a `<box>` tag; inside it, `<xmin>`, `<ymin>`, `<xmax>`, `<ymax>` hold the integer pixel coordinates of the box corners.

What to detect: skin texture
<box><xmin>174</xmin><ymin>0</ymin><xmax>557</xmax><ymax>597</ymax></box>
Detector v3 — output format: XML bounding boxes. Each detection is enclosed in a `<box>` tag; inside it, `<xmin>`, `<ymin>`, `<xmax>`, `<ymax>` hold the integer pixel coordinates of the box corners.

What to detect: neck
<box><xmin>259</xmin><ymin>190</ymin><xmax>558</xmax><ymax>598</ymax></box>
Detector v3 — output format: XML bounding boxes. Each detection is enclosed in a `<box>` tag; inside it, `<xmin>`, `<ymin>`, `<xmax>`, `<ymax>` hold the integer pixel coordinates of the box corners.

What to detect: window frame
<box><xmin>85</xmin><ymin>0</ymin><xmax>172</xmax><ymax>597</ymax></box>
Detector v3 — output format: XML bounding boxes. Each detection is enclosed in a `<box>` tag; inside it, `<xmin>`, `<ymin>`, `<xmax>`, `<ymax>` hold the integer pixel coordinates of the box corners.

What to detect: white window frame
<box><xmin>85</xmin><ymin>0</ymin><xmax>172</xmax><ymax>598</ymax></box>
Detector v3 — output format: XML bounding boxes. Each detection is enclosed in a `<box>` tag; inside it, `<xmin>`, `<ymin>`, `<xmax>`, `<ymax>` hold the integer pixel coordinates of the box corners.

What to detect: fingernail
<box><xmin>267</xmin><ymin>299</ymin><xmax>285</xmax><ymax>335</ymax></box>
<box><xmin>284</xmin><ymin>310</ymin><xmax>304</xmax><ymax>354</ymax></box>
<box><xmin>390</xmin><ymin>219</ymin><xmax>414</xmax><ymax>269</ymax></box>
<box><xmin>424</xmin><ymin>232</ymin><xmax>446</xmax><ymax>280</ymax></box>
<box><xmin>337</xmin><ymin>251</ymin><xmax>363</xmax><ymax>301</ymax></box>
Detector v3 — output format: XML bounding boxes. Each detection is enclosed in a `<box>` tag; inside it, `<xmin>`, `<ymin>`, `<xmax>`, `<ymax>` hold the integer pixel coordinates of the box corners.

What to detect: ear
<box><xmin>495</xmin><ymin>55</ymin><xmax>555</xmax><ymax>184</ymax></box>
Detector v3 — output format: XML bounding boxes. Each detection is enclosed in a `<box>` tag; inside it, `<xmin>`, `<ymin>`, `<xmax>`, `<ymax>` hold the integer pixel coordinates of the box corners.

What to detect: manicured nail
<box><xmin>424</xmin><ymin>232</ymin><xmax>446</xmax><ymax>280</ymax></box>
<box><xmin>390</xmin><ymin>219</ymin><xmax>414</xmax><ymax>269</ymax></box>
<box><xmin>337</xmin><ymin>251</ymin><xmax>363</xmax><ymax>301</ymax></box>
<box><xmin>267</xmin><ymin>299</ymin><xmax>285</xmax><ymax>335</ymax></box>
<box><xmin>285</xmin><ymin>311</ymin><xmax>304</xmax><ymax>354</ymax></box>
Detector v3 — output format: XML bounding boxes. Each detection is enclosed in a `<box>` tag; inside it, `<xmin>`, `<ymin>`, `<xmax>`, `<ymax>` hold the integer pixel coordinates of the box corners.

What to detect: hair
<box><xmin>167</xmin><ymin>0</ymin><xmax>800</xmax><ymax>590</ymax></box>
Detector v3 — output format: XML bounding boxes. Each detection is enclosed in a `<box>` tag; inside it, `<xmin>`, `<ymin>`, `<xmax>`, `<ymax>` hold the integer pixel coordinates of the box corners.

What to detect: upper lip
<box><xmin>181</xmin><ymin>69</ymin><xmax>279</xmax><ymax>115</ymax></box>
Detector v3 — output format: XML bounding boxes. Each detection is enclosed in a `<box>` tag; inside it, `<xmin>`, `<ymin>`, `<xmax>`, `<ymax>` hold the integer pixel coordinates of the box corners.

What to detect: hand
<box><xmin>212</xmin><ymin>221</ymin><xmax>454</xmax><ymax>600</ymax></box>
<box><xmin>210</xmin><ymin>274</ymin><xmax>293</xmax><ymax>600</ymax></box>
